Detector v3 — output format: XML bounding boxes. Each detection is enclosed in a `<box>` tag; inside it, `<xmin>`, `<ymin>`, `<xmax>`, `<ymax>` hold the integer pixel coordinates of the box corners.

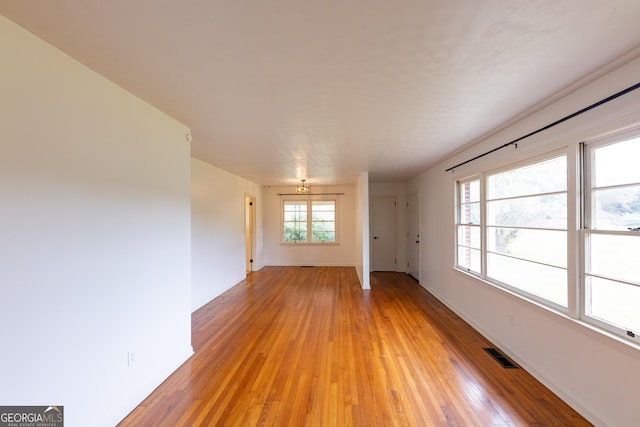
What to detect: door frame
<box><xmin>244</xmin><ymin>194</ymin><xmax>256</xmax><ymax>274</ymax></box>
<box><xmin>406</xmin><ymin>192</ymin><xmax>420</xmax><ymax>280</ymax></box>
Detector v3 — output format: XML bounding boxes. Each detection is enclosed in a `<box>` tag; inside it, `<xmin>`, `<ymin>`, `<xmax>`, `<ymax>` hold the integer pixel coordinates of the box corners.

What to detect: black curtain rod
<box><xmin>277</xmin><ymin>192</ymin><xmax>345</xmax><ymax>196</ymax></box>
<box><xmin>445</xmin><ymin>81</ymin><xmax>640</xmax><ymax>172</ymax></box>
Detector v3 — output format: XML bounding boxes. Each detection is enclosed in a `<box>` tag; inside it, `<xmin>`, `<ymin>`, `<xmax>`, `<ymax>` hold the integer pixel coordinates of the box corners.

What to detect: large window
<box><xmin>282</xmin><ymin>199</ymin><xmax>337</xmax><ymax>243</ymax></box>
<box><xmin>455</xmin><ymin>132</ymin><xmax>640</xmax><ymax>344</ymax></box>
<box><xmin>486</xmin><ymin>156</ymin><xmax>568</xmax><ymax>307</ymax></box>
<box><xmin>584</xmin><ymin>135</ymin><xmax>640</xmax><ymax>337</ymax></box>
<box><xmin>456</xmin><ymin>154</ymin><xmax>568</xmax><ymax>307</ymax></box>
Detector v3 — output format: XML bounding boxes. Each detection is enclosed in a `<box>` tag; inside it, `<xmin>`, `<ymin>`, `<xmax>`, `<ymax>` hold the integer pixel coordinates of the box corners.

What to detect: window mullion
<box><xmin>480</xmin><ymin>172</ymin><xmax>487</xmax><ymax>279</ymax></box>
<box><xmin>307</xmin><ymin>199</ymin><xmax>312</xmax><ymax>243</ymax></box>
<box><xmin>566</xmin><ymin>143</ymin><xmax>580</xmax><ymax>318</ymax></box>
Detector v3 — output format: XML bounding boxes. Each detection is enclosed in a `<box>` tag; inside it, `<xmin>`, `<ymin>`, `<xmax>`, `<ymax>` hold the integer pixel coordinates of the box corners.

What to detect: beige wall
<box><xmin>0</xmin><ymin>16</ymin><xmax>192</xmax><ymax>427</ymax></box>
<box><xmin>191</xmin><ymin>158</ymin><xmax>263</xmax><ymax>311</ymax></box>
<box><xmin>355</xmin><ymin>172</ymin><xmax>370</xmax><ymax>288</ymax></box>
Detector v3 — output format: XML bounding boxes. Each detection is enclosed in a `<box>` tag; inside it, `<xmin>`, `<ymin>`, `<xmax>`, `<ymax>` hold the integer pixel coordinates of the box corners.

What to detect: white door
<box><xmin>406</xmin><ymin>193</ymin><xmax>420</xmax><ymax>279</ymax></box>
<box><xmin>372</xmin><ymin>196</ymin><xmax>397</xmax><ymax>271</ymax></box>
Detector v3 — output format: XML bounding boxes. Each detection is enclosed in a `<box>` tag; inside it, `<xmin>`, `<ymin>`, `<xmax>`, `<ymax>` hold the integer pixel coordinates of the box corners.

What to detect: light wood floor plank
<box><xmin>118</xmin><ymin>266</ymin><xmax>591</xmax><ymax>426</ymax></box>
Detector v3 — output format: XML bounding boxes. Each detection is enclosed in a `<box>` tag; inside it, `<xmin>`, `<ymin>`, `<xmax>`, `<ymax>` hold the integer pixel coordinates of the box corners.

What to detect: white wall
<box><xmin>191</xmin><ymin>158</ymin><xmax>263</xmax><ymax>311</ymax></box>
<box><xmin>0</xmin><ymin>16</ymin><xmax>193</xmax><ymax>427</ymax></box>
<box><xmin>369</xmin><ymin>182</ymin><xmax>407</xmax><ymax>272</ymax></box>
<box><xmin>355</xmin><ymin>172</ymin><xmax>370</xmax><ymax>289</ymax></box>
<box><xmin>408</xmin><ymin>56</ymin><xmax>640</xmax><ymax>427</ymax></box>
<box><xmin>262</xmin><ymin>184</ymin><xmax>355</xmax><ymax>267</ymax></box>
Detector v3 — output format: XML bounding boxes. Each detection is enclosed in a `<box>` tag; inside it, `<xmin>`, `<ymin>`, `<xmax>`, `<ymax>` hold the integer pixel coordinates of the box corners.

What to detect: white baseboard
<box><xmin>418</xmin><ymin>279</ymin><xmax>608</xmax><ymax>427</ymax></box>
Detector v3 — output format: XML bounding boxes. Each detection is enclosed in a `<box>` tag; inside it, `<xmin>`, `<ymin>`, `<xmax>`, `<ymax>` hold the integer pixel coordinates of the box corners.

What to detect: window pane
<box><xmin>284</xmin><ymin>201</ymin><xmax>307</xmax><ymax>209</ymax></box>
<box><xmin>487</xmin><ymin>156</ymin><xmax>566</xmax><ymax>199</ymax></box>
<box><xmin>487</xmin><ymin>227</ymin><xmax>566</xmax><ymax>268</ymax></box>
<box><xmin>487</xmin><ymin>253</ymin><xmax>567</xmax><ymax>306</ymax></box>
<box><xmin>311</xmin><ymin>200</ymin><xmax>335</xmax><ymax>242</ymax></box>
<box><xmin>312</xmin><ymin>200</ymin><xmax>335</xmax><ymax>209</ymax></box>
<box><xmin>312</xmin><ymin>229</ymin><xmax>334</xmax><ymax>241</ymax></box>
<box><xmin>283</xmin><ymin>222</ymin><xmax>307</xmax><ymax>241</ymax></box>
<box><xmin>460</xmin><ymin>201</ymin><xmax>480</xmax><ymax>224</ymax></box>
<box><xmin>284</xmin><ymin>201</ymin><xmax>307</xmax><ymax>241</ymax></box>
<box><xmin>284</xmin><ymin>210</ymin><xmax>307</xmax><ymax>221</ymax></box>
<box><xmin>312</xmin><ymin>220</ymin><xmax>335</xmax><ymax>231</ymax></box>
<box><xmin>457</xmin><ymin>179</ymin><xmax>481</xmax><ymax>274</ymax></box>
<box><xmin>594</xmin><ymin>136</ymin><xmax>640</xmax><ymax>187</ymax></box>
<box><xmin>588</xmin><ymin>276</ymin><xmax>640</xmax><ymax>332</ymax></box>
<box><xmin>461</xmin><ymin>180</ymin><xmax>480</xmax><ymax>203</ymax></box>
<box><xmin>458</xmin><ymin>247</ymin><xmax>480</xmax><ymax>273</ymax></box>
<box><xmin>589</xmin><ymin>234</ymin><xmax>640</xmax><ymax>283</ymax></box>
<box><xmin>311</xmin><ymin>201</ymin><xmax>335</xmax><ymax>221</ymax></box>
<box><xmin>457</xmin><ymin>225</ymin><xmax>480</xmax><ymax>249</ymax></box>
<box><xmin>312</xmin><ymin>230</ymin><xmax>335</xmax><ymax>242</ymax></box>
<box><xmin>284</xmin><ymin>202</ymin><xmax>307</xmax><ymax>220</ymax></box>
<box><xmin>487</xmin><ymin>194</ymin><xmax>566</xmax><ymax>229</ymax></box>
<box><xmin>593</xmin><ymin>186</ymin><xmax>640</xmax><ymax>231</ymax></box>
<box><xmin>312</xmin><ymin>210</ymin><xmax>335</xmax><ymax>221</ymax></box>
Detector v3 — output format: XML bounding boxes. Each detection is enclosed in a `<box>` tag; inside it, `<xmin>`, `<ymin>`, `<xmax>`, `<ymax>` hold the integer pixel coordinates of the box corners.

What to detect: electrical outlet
<box><xmin>127</xmin><ymin>350</ymin><xmax>136</xmax><ymax>367</ymax></box>
<box><xmin>508</xmin><ymin>313</ymin><xmax>515</xmax><ymax>327</ymax></box>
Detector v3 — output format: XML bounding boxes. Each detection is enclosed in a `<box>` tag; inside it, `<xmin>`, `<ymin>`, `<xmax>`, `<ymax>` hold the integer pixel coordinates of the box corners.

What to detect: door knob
<box><xmin>374</xmin><ymin>236</ymin><xmax>379</xmax><ymax>239</ymax></box>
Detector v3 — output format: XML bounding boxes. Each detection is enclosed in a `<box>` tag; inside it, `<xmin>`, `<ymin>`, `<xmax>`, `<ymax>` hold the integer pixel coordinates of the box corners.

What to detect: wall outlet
<box><xmin>127</xmin><ymin>350</ymin><xmax>136</xmax><ymax>367</ymax></box>
<box><xmin>508</xmin><ymin>313</ymin><xmax>515</xmax><ymax>327</ymax></box>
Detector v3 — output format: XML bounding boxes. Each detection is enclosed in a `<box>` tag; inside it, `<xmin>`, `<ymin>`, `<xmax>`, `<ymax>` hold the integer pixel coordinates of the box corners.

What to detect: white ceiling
<box><xmin>3</xmin><ymin>1</ymin><xmax>640</xmax><ymax>185</ymax></box>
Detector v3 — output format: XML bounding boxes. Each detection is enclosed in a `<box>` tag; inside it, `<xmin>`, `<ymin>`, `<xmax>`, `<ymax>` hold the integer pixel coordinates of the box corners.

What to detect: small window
<box><xmin>311</xmin><ymin>200</ymin><xmax>335</xmax><ymax>243</ymax></box>
<box><xmin>282</xmin><ymin>199</ymin><xmax>337</xmax><ymax>244</ymax></box>
<box><xmin>283</xmin><ymin>201</ymin><xmax>308</xmax><ymax>242</ymax></box>
<box><xmin>456</xmin><ymin>178</ymin><xmax>481</xmax><ymax>274</ymax></box>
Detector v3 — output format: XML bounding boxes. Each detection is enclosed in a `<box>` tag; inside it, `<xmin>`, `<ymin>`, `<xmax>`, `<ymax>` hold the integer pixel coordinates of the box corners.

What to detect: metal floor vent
<box><xmin>483</xmin><ymin>347</ymin><xmax>518</xmax><ymax>369</ymax></box>
<box><xmin>300</xmin><ymin>266</ymin><xmax>314</xmax><ymax>268</ymax></box>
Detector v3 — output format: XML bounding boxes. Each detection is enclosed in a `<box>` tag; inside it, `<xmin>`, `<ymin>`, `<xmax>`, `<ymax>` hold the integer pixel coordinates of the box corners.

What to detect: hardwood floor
<box><xmin>118</xmin><ymin>266</ymin><xmax>591</xmax><ymax>426</ymax></box>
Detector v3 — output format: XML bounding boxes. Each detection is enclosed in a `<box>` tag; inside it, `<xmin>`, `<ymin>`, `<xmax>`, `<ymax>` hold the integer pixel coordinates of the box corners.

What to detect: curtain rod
<box><xmin>445</xmin><ymin>81</ymin><xmax>640</xmax><ymax>172</ymax></box>
<box><xmin>277</xmin><ymin>193</ymin><xmax>345</xmax><ymax>196</ymax></box>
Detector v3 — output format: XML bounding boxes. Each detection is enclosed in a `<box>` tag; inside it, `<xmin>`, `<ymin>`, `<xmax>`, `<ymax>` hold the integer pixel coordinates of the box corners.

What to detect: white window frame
<box><xmin>455</xmin><ymin>148</ymin><xmax>574</xmax><ymax>313</ymax></box>
<box><xmin>455</xmin><ymin>176</ymin><xmax>482</xmax><ymax>276</ymax></box>
<box><xmin>582</xmin><ymin>130</ymin><xmax>640</xmax><ymax>341</ymax></box>
<box><xmin>281</xmin><ymin>197</ymin><xmax>338</xmax><ymax>244</ymax></box>
<box><xmin>485</xmin><ymin>152</ymin><xmax>570</xmax><ymax>311</ymax></box>
<box><xmin>454</xmin><ymin>134</ymin><xmax>640</xmax><ymax>345</ymax></box>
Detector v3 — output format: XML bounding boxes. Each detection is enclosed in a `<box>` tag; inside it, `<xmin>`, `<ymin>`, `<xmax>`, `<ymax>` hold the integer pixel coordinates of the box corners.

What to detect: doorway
<box><xmin>372</xmin><ymin>196</ymin><xmax>397</xmax><ymax>271</ymax></box>
<box><xmin>406</xmin><ymin>193</ymin><xmax>419</xmax><ymax>280</ymax></box>
<box><xmin>245</xmin><ymin>195</ymin><xmax>255</xmax><ymax>274</ymax></box>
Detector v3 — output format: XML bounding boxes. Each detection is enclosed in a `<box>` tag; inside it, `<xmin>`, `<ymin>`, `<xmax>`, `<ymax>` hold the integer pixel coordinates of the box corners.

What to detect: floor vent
<box><xmin>483</xmin><ymin>347</ymin><xmax>518</xmax><ymax>369</ymax></box>
<box><xmin>300</xmin><ymin>266</ymin><xmax>314</xmax><ymax>268</ymax></box>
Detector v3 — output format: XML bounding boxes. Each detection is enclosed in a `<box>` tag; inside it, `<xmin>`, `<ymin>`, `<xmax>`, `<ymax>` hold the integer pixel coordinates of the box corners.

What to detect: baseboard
<box><xmin>418</xmin><ymin>280</ymin><xmax>608</xmax><ymax>427</ymax></box>
<box><xmin>112</xmin><ymin>346</ymin><xmax>194</xmax><ymax>426</ymax></box>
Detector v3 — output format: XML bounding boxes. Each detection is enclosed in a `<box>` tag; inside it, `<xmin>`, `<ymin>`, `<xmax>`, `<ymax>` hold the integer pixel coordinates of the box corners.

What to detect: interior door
<box><xmin>372</xmin><ymin>196</ymin><xmax>397</xmax><ymax>271</ymax></box>
<box><xmin>406</xmin><ymin>193</ymin><xmax>420</xmax><ymax>279</ymax></box>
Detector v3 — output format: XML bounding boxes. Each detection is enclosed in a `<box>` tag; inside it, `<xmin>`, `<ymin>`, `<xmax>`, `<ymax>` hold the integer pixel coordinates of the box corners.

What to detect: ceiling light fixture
<box><xmin>295</xmin><ymin>179</ymin><xmax>311</xmax><ymax>194</ymax></box>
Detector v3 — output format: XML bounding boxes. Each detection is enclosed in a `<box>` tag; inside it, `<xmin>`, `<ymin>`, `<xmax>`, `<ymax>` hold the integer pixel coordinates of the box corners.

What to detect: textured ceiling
<box><xmin>3</xmin><ymin>1</ymin><xmax>640</xmax><ymax>185</ymax></box>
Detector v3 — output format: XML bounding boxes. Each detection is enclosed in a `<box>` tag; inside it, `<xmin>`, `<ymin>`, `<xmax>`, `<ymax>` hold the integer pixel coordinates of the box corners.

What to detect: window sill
<box><xmin>452</xmin><ymin>266</ymin><xmax>640</xmax><ymax>360</ymax></box>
